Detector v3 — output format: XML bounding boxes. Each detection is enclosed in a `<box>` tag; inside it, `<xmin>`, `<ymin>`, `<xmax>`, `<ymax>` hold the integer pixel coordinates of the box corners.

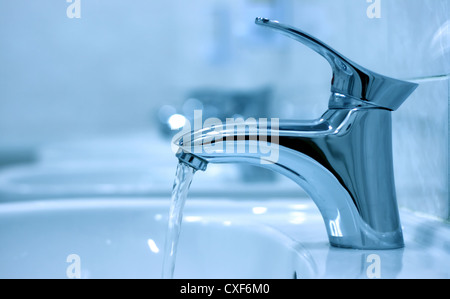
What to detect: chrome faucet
<box><xmin>174</xmin><ymin>18</ymin><xmax>418</xmax><ymax>249</ymax></box>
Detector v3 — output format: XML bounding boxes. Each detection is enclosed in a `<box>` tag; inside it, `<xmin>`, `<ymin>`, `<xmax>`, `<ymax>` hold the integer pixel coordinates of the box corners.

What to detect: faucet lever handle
<box><xmin>255</xmin><ymin>17</ymin><xmax>418</xmax><ymax>110</ymax></box>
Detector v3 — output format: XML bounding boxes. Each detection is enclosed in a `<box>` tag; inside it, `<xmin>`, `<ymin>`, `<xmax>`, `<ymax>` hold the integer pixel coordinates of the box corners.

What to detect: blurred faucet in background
<box><xmin>157</xmin><ymin>86</ymin><xmax>277</xmax><ymax>182</ymax></box>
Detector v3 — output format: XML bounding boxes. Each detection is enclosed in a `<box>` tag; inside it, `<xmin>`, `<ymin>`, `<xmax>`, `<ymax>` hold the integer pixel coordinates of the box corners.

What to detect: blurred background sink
<box><xmin>0</xmin><ymin>132</ymin><xmax>304</xmax><ymax>201</ymax></box>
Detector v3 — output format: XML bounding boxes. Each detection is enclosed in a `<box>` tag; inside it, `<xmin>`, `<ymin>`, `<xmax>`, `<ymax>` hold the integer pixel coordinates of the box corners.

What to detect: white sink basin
<box><xmin>0</xmin><ymin>198</ymin><xmax>449</xmax><ymax>279</ymax></box>
<box><xmin>0</xmin><ymin>198</ymin><xmax>315</xmax><ymax>279</ymax></box>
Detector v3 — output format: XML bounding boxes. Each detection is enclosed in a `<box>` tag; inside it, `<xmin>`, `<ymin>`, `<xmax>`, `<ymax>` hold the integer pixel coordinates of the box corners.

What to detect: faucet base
<box><xmin>329</xmin><ymin>231</ymin><xmax>404</xmax><ymax>250</ymax></box>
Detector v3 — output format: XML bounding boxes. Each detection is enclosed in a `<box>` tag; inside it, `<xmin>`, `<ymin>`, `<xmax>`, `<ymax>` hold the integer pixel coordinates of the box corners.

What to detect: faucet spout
<box><xmin>175</xmin><ymin>108</ymin><xmax>404</xmax><ymax>249</ymax></box>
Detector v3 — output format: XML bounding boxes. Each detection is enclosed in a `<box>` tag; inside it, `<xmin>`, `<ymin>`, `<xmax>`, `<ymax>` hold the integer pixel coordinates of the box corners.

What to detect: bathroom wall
<box><xmin>0</xmin><ymin>1</ymin><xmax>448</xmax><ymax>219</ymax></box>
<box><xmin>282</xmin><ymin>0</ymin><xmax>450</xmax><ymax>220</ymax></box>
